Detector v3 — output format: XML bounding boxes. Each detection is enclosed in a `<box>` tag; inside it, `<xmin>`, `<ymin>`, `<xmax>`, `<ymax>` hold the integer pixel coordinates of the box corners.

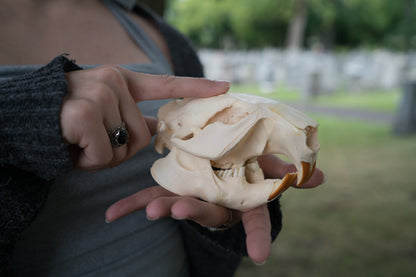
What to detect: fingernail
<box><xmin>105</xmin><ymin>217</ymin><xmax>113</xmax><ymax>224</ymax></box>
<box><xmin>171</xmin><ymin>214</ymin><xmax>186</xmax><ymax>220</ymax></box>
<box><xmin>214</xmin><ymin>80</ymin><xmax>231</xmax><ymax>91</ymax></box>
<box><xmin>253</xmin><ymin>260</ymin><xmax>266</xmax><ymax>266</ymax></box>
<box><xmin>146</xmin><ymin>215</ymin><xmax>159</xmax><ymax>221</ymax></box>
<box><xmin>322</xmin><ymin>172</ymin><xmax>328</xmax><ymax>185</ymax></box>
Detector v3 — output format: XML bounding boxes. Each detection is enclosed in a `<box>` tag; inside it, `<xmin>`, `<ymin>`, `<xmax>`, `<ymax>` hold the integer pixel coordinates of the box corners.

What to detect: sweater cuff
<box><xmin>0</xmin><ymin>56</ymin><xmax>81</xmax><ymax>180</ymax></box>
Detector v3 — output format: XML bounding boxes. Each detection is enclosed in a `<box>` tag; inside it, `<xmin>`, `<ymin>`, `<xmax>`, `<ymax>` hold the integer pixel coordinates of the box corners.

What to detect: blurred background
<box><xmin>145</xmin><ymin>0</ymin><xmax>416</xmax><ymax>276</ymax></box>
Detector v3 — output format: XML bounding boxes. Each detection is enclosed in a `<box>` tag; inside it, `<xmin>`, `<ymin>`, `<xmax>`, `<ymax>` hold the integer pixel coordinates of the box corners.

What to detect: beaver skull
<box><xmin>151</xmin><ymin>93</ymin><xmax>319</xmax><ymax>211</ymax></box>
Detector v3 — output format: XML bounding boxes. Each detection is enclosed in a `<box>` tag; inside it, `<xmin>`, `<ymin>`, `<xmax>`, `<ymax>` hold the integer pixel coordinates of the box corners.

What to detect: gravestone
<box><xmin>394</xmin><ymin>81</ymin><xmax>416</xmax><ymax>134</ymax></box>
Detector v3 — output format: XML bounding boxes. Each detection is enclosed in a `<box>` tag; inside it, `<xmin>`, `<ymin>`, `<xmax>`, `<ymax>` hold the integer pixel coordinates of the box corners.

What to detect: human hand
<box><xmin>105</xmin><ymin>154</ymin><xmax>325</xmax><ymax>265</ymax></box>
<box><xmin>60</xmin><ymin>66</ymin><xmax>230</xmax><ymax>171</ymax></box>
<box><xmin>257</xmin><ymin>154</ymin><xmax>326</xmax><ymax>189</ymax></box>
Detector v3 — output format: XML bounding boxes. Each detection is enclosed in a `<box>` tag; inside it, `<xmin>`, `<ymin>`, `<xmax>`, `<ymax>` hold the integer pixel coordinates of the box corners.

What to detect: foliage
<box><xmin>166</xmin><ymin>0</ymin><xmax>294</xmax><ymax>48</ymax></box>
<box><xmin>327</xmin><ymin>0</ymin><xmax>413</xmax><ymax>49</ymax></box>
<box><xmin>166</xmin><ymin>0</ymin><xmax>231</xmax><ymax>48</ymax></box>
<box><xmin>227</xmin><ymin>0</ymin><xmax>293</xmax><ymax>48</ymax></box>
<box><xmin>166</xmin><ymin>0</ymin><xmax>416</xmax><ymax>50</ymax></box>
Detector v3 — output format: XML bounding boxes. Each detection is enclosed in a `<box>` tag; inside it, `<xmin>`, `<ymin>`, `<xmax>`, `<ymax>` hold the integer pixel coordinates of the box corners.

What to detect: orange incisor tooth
<box><xmin>310</xmin><ymin>162</ymin><xmax>316</xmax><ymax>179</ymax></box>
<box><xmin>268</xmin><ymin>173</ymin><xmax>297</xmax><ymax>201</ymax></box>
<box><xmin>297</xmin><ymin>161</ymin><xmax>316</xmax><ymax>187</ymax></box>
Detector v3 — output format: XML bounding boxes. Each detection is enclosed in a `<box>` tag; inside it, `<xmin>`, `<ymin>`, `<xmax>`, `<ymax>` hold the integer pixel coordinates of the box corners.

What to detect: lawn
<box><xmin>229</xmin><ymin>85</ymin><xmax>400</xmax><ymax>113</ymax></box>
<box><xmin>233</xmin><ymin>91</ymin><xmax>416</xmax><ymax>277</ymax></box>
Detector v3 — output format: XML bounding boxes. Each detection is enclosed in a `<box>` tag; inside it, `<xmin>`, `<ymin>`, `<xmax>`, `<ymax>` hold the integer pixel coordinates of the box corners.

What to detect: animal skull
<box><xmin>151</xmin><ymin>93</ymin><xmax>319</xmax><ymax>211</ymax></box>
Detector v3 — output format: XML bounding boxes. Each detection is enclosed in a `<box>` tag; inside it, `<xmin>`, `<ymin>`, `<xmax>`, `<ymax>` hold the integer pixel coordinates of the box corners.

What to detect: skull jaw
<box><xmin>151</xmin><ymin>155</ymin><xmax>273</xmax><ymax>211</ymax></box>
<box><xmin>150</xmin><ymin>148</ymin><xmax>316</xmax><ymax>211</ymax></box>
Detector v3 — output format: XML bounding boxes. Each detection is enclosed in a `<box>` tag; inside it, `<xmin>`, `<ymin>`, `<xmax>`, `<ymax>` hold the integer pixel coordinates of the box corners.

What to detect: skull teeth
<box><xmin>214</xmin><ymin>167</ymin><xmax>245</xmax><ymax>178</ymax></box>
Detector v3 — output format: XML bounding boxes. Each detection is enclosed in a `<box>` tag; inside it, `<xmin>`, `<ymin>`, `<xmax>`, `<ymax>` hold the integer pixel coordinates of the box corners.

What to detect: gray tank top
<box><xmin>8</xmin><ymin>1</ymin><xmax>189</xmax><ymax>276</ymax></box>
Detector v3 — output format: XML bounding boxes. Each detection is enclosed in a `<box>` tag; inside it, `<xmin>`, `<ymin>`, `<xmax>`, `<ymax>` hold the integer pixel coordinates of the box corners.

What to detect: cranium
<box><xmin>151</xmin><ymin>93</ymin><xmax>319</xmax><ymax>211</ymax></box>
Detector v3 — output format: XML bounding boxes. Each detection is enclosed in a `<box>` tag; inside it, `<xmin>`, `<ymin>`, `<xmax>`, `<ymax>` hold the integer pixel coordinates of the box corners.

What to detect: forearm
<box><xmin>0</xmin><ymin>55</ymin><xmax>81</xmax><ymax>180</ymax></box>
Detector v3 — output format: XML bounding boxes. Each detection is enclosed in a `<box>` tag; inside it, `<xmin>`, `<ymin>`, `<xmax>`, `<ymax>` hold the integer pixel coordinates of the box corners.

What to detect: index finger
<box><xmin>119</xmin><ymin>69</ymin><xmax>230</xmax><ymax>102</ymax></box>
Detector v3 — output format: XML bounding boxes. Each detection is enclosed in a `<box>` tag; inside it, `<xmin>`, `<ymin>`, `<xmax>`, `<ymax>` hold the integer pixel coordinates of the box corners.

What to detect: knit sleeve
<box><xmin>0</xmin><ymin>55</ymin><xmax>81</xmax><ymax>181</ymax></box>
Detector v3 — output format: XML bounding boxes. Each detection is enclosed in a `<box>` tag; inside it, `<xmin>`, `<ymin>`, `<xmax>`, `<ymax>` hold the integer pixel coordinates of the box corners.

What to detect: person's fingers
<box><xmin>64</xmin><ymin>66</ymin><xmax>231</xmax><ymax>171</ymax></box>
<box><xmin>241</xmin><ymin>204</ymin><xmax>272</xmax><ymax>265</ymax></box>
<box><xmin>145</xmin><ymin>196</ymin><xmax>182</xmax><ymax>220</ymax></box>
<box><xmin>86</xmin><ymin>66</ymin><xmax>151</xmax><ymax>161</ymax></box>
<box><xmin>114</xmin><ymin>81</ymin><xmax>152</xmax><ymax>160</ymax></box>
<box><xmin>118</xmin><ymin>69</ymin><xmax>231</xmax><ymax>102</ymax></box>
<box><xmin>106</xmin><ymin>187</ymin><xmax>238</xmax><ymax>228</ymax></box>
<box><xmin>60</xmin><ymin>98</ymin><xmax>114</xmax><ymax>170</ymax></box>
<box><xmin>258</xmin><ymin>154</ymin><xmax>325</xmax><ymax>188</ymax></box>
<box><xmin>169</xmin><ymin>198</ymin><xmax>238</xmax><ymax>228</ymax></box>
<box><xmin>90</xmin><ymin>84</ymin><xmax>130</xmax><ymax>166</ymax></box>
<box><xmin>257</xmin><ymin>155</ymin><xmax>294</xmax><ymax>179</ymax></box>
<box><xmin>144</xmin><ymin>116</ymin><xmax>158</xmax><ymax>136</ymax></box>
<box><xmin>300</xmin><ymin>166</ymin><xmax>326</xmax><ymax>188</ymax></box>
<box><xmin>145</xmin><ymin>196</ymin><xmax>231</xmax><ymax>227</ymax></box>
<box><xmin>64</xmin><ymin>68</ymin><xmax>130</xmax><ymax>169</ymax></box>
<box><xmin>105</xmin><ymin>186</ymin><xmax>175</xmax><ymax>223</ymax></box>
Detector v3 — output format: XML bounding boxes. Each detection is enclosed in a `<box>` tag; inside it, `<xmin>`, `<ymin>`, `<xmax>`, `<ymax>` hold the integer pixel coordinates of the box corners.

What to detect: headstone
<box><xmin>393</xmin><ymin>81</ymin><xmax>416</xmax><ymax>134</ymax></box>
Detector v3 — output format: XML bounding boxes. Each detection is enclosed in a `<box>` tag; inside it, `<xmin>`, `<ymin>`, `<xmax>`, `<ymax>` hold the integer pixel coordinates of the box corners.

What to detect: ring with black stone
<box><xmin>107</xmin><ymin>122</ymin><xmax>129</xmax><ymax>147</ymax></box>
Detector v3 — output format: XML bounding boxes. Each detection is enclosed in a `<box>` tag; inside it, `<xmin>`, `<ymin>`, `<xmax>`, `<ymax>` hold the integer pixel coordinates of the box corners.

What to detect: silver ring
<box><xmin>208</xmin><ymin>209</ymin><xmax>233</xmax><ymax>232</ymax></box>
<box><xmin>108</xmin><ymin>122</ymin><xmax>129</xmax><ymax>147</ymax></box>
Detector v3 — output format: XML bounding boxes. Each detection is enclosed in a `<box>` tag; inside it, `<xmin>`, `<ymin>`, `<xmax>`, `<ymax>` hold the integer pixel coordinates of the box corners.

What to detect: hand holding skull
<box><xmin>105</xmin><ymin>154</ymin><xmax>324</xmax><ymax>265</ymax></box>
<box><xmin>106</xmin><ymin>93</ymin><xmax>325</xmax><ymax>266</ymax></box>
<box><xmin>151</xmin><ymin>93</ymin><xmax>321</xmax><ymax>211</ymax></box>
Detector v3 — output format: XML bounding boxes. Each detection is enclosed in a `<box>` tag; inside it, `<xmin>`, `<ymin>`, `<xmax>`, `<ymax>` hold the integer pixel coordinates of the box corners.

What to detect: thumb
<box><xmin>144</xmin><ymin>116</ymin><xmax>158</xmax><ymax>136</ymax></box>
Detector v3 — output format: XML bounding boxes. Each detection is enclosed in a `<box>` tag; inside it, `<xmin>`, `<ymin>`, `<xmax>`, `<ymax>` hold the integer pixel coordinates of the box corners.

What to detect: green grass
<box><xmin>235</xmin><ymin>116</ymin><xmax>416</xmax><ymax>277</ymax></box>
<box><xmin>229</xmin><ymin>85</ymin><xmax>301</xmax><ymax>103</ymax></box>
<box><xmin>308</xmin><ymin>90</ymin><xmax>400</xmax><ymax>113</ymax></box>
<box><xmin>229</xmin><ymin>85</ymin><xmax>400</xmax><ymax>113</ymax></box>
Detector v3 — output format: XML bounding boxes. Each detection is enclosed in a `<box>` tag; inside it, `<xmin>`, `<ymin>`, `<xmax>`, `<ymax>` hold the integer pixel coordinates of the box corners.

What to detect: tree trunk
<box><xmin>286</xmin><ymin>0</ymin><xmax>308</xmax><ymax>50</ymax></box>
<box><xmin>393</xmin><ymin>0</ymin><xmax>415</xmax><ymax>135</ymax></box>
<box><xmin>394</xmin><ymin>80</ymin><xmax>416</xmax><ymax>135</ymax></box>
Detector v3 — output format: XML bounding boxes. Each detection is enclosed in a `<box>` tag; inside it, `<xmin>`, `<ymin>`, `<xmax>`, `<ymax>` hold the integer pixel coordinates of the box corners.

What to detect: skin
<box><xmin>1</xmin><ymin>0</ymin><xmax>325</xmax><ymax>266</ymax></box>
<box><xmin>61</xmin><ymin>66</ymin><xmax>230</xmax><ymax>170</ymax></box>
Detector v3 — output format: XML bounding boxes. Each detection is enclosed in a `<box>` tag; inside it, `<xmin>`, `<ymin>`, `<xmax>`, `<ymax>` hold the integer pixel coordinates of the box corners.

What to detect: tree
<box><xmin>394</xmin><ymin>0</ymin><xmax>416</xmax><ymax>135</ymax></box>
<box><xmin>166</xmin><ymin>0</ymin><xmax>416</xmax><ymax>50</ymax></box>
<box><xmin>286</xmin><ymin>0</ymin><xmax>309</xmax><ymax>50</ymax></box>
<box><xmin>227</xmin><ymin>0</ymin><xmax>293</xmax><ymax>48</ymax></box>
<box><xmin>167</xmin><ymin>0</ymin><xmax>293</xmax><ymax>48</ymax></box>
<box><xmin>166</xmin><ymin>0</ymin><xmax>230</xmax><ymax>48</ymax></box>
